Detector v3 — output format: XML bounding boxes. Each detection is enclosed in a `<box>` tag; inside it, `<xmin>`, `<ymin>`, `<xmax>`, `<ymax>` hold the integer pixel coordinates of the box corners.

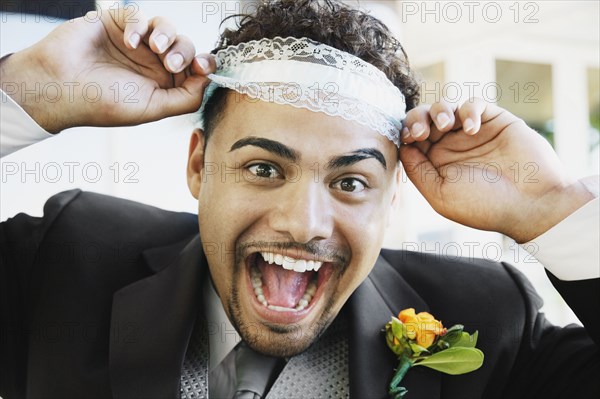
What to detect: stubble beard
<box><xmin>228</xmin><ymin>273</ymin><xmax>339</xmax><ymax>357</ymax></box>
<box><xmin>227</xmin><ymin>239</ymin><xmax>349</xmax><ymax>357</ymax></box>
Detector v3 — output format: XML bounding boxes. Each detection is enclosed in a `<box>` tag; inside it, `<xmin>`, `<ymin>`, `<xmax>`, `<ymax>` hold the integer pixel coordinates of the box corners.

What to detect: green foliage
<box><xmin>413</xmin><ymin>347</ymin><xmax>484</xmax><ymax>375</ymax></box>
<box><xmin>452</xmin><ymin>331</ymin><xmax>478</xmax><ymax>348</ymax></box>
<box><xmin>385</xmin><ymin>314</ymin><xmax>484</xmax><ymax>398</ymax></box>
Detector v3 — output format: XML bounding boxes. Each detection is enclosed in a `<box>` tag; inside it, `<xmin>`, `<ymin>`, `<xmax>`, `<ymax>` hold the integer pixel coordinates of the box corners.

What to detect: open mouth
<box><xmin>246</xmin><ymin>251</ymin><xmax>335</xmax><ymax>321</ymax></box>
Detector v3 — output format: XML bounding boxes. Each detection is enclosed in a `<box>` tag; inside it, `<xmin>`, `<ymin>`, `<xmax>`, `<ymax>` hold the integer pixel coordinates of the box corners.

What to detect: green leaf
<box><xmin>391</xmin><ymin>317</ymin><xmax>403</xmax><ymax>338</ymax></box>
<box><xmin>409</xmin><ymin>342</ymin><xmax>429</xmax><ymax>355</ymax></box>
<box><xmin>442</xmin><ymin>324</ymin><xmax>464</xmax><ymax>345</ymax></box>
<box><xmin>414</xmin><ymin>347</ymin><xmax>484</xmax><ymax>375</ymax></box>
<box><xmin>453</xmin><ymin>331</ymin><xmax>478</xmax><ymax>348</ymax></box>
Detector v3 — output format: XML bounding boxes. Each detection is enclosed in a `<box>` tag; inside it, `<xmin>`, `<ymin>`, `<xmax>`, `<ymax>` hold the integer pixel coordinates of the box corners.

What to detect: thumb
<box><xmin>149</xmin><ymin>74</ymin><xmax>211</xmax><ymax>120</ymax></box>
<box><xmin>399</xmin><ymin>144</ymin><xmax>442</xmax><ymax>202</ymax></box>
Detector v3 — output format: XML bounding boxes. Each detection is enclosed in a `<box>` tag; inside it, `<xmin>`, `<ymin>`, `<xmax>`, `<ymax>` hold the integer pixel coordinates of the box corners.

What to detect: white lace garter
<box><xmin>201</xmin><ymin>36</ymin><xmax>407</xmax><ymax>146</ymax></box>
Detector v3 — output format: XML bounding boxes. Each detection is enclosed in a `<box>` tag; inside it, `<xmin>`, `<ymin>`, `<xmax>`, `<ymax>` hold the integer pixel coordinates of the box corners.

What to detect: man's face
<box><xmin>187</xmin><ymin>93</ymin><xmax>400</xmax><ymax>357</ymax></box>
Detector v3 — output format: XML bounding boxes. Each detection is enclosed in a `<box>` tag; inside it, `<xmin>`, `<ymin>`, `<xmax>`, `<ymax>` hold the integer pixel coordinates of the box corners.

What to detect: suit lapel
<box><xmin>109</xmin><ymin>234</ymin><xmax>207</xmax><ymax>399</ymax></box>
<box><xmin>347</xmin><ymin>255</ymin><xmax>441</xmax><ymax>399</ymax></box>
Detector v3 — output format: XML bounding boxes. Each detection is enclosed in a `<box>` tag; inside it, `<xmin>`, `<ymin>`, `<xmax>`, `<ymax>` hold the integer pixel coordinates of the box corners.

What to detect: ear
<box><xmin>186</xmin><ymin>128</ymin><xmax>206</xmax><ymax>199</ymax></box>
<box><xmin>387</xmin><ymin>168</ymin><xmax>403</xmax><ymax>228</ymax></box>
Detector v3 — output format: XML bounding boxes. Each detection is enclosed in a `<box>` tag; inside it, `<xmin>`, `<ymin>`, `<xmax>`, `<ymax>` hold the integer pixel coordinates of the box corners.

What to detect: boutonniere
<box><xmin>384</xmin><ymin>308</ymin><xmax>484</xmax><ymax>398</ymax></box>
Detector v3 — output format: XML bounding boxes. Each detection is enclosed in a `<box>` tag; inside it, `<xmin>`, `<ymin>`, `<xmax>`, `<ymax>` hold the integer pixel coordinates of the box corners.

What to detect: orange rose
<box><xmin>398</xmin><ymin>308</ymin><xmax>445</xmax><ymax>348</ymax></box>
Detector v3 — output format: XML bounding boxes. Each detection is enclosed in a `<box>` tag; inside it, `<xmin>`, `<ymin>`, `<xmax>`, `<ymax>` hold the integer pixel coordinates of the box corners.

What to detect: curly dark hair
<box><xmin>200</xmin><ymin>0</ymin><xmax>420</xmax><ymax>142</ymax></box>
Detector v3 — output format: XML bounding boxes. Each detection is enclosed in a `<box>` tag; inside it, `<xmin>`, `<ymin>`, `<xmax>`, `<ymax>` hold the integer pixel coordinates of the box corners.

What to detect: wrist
<box><xmin>0</xmin><ymin>50</ymin><xmax>63</xmax><ymax>133</ymax></box>
<box><xmin>506</xmin><ymin>179</ymin><xmax>597</xmax><ymax>243</ymax></box>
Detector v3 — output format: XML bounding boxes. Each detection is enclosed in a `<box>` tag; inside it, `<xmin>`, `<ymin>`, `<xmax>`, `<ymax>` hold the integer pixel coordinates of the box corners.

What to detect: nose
<box><xmin>268</xmin><ymin>181</ymin><xmax>334</xmax><ymax>244</ymax></box>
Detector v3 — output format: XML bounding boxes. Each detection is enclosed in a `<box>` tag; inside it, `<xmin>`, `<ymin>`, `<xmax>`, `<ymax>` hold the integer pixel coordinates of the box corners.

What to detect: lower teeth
<box><xmin>251</xmin><ymin>265</ymin><xmax>317</xmax><ymax>311</ymax></box>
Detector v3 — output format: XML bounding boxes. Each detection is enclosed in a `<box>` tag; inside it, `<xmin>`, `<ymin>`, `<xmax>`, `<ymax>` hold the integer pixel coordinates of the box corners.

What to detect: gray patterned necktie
<box><xmin>266</xmin><ymin>315</ymin><xmax>350</xmax><ymax>398</ymax></box>
<box><xmin>180</xmin><ymin>314</ymin><xmax>350</xmax><ymax>398</ymax></box>
<box><xmin>180</xmin><ymin>317</ymin><xmax>210</xmax><ymax>399</ymax></box>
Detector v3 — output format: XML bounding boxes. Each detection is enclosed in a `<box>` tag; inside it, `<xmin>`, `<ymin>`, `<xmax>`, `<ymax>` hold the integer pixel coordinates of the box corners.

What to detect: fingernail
<box><xmin>167</xmin><ymin>53</ymin><xmax>184</xmax><ymax>72</ymax></box>
<box><xmin>154</xmin><ymin>34</ymin><xmax>168</xmax><ymax>53</ymax></box>
<box><xmin>463</xmin><ymin>118</ymin><xmax>475</xmax><ymax>133</ymax></box>
<box><xmin>196</xmin><ymin>56</ymin><xmax>210</xmax><ymax>72</ymax></box>
<box><xmin>128</xmin><ymin>33</ymin><xmax>141</xmax><ymax>49</ymax></box>
<box><xmin>436</xmin><ymin>113</ymin><xmax>450</xmax><ymax>129</ymax></box>
<box><xmin>402</xmin><ymin>127</ymin><xmax>411</xmax><ymax>140</ymax></box>
<box><xmin>412</xmin><ymin>122</ymin><xmax>426</xmax><ymax>138</ymax></box>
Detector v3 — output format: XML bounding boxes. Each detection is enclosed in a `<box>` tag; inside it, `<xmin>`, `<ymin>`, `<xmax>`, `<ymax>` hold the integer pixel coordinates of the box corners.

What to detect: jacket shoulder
<box><xmin>2</xmin><ymin>189</ymin><xmax>199</xmax><ymax>292</ymax></box>
<box><xmin>42</xmin><ymin>189</ymin><xmax>198</xmax><ymax>242</ymax></box>
<box><xmin>379</xmin><ymin>247</ymin><xmax>534</xmax><ymax>284</ymax></box>
<box><xmin>378</xmin><ymin>247</ymin><xmax>543</xmax><ymax>322</ymax></box>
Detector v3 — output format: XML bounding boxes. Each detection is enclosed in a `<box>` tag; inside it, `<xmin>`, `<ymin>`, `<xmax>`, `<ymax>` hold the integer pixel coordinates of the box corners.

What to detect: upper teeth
<box><xmin>260</xmin><ymin>252</ymin><xmax>323</xmax><ymax>272</ymax></box>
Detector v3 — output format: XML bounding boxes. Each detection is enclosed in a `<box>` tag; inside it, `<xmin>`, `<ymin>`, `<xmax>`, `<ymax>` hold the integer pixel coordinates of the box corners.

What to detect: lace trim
<box><xmin>207</xmin><ymin>78</ymin><xmax>401</xmax><ymax>146</ymax></box>
<box><xmin>214</xmin><ymin>36</ymin><xmax>399</xmax><ymax>90</ymax></box>
<box><xmin>202</xmin><ymin>36</ymin><xmax>406</xmax><ymax>146</ymax></box>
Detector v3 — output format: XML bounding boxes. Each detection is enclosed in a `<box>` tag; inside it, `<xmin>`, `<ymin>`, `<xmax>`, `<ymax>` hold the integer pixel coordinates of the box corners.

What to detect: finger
<box><xmin>456</xmin><ymin>98</ymin><xmax>487</xmax><ymax>135</ymax></box>
<box><xmin>430</xmin><ymin>101</ymin><xmax>457</xmax><ymax>131</ymax></box>
<box><xmin>149</xmin><ymin>74</ymin><xmax>212</xmax><ymax>120</ymax></box>
<box><xmin>147</xmin><ymin>16</ymin><xmax>177</xmax><ymax>54</ymax></box>
<box><xmin>402</xmin><ymin>104</ymin><xmax>432</xmax><ymax>143</ymax></box>
<box><xmin>107</xmin><ymin>6</ymin><xmax>148</xmax><ymax>50</ymax></box>
<box><xmin>164</xmin><ymin>34</ymin><xmax>196</xmax><ymax>74</ymax></box>
<box><xmin>173</xmin><ymin>53</ymin><xmax>216</xmax><ymax>86</ymax></box>
<box><xmin>401</xmin><ymin>127</ymin><xmax>411</xmax><ymax>144</ymax></box>
<box><xmin>427</xmin><ymin>101</ymin><xmax>458</xmax><ymax>142</ymax></box>
<box><xmin>190</xmin><ymin>54</ymin><xmax>217</xmax><ymax>76</ymax></box>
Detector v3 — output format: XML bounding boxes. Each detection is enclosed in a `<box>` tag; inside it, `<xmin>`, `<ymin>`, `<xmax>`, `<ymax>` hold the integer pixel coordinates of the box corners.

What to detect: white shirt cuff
<box><xmin>522</xmin><ymin>198</ymin><xmax>600</xmax><ymax>281</ymax></box>
<box><xmin>1</xmin><ymin>89</ymin><xmax>53</xmax><ymax>158</ymax></box>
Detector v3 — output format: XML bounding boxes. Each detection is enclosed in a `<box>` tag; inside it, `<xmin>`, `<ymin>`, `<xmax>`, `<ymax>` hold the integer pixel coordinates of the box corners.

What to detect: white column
<box><xmin>443</xmin><ymin>52</ymin><xmax>497</xmax><ymax>104</ymax></box>
<box><xmin>552</xmin><ymin>61</ymin><xmax>590</xmax><ymax>178</ymax></box>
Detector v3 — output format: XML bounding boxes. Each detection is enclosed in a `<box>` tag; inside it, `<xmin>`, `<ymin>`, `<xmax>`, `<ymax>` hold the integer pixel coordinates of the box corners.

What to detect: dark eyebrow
<box><xmin>327</xmin><ymin>148</ymin><xmax>387</xmax><ymax>170</ymax></box>
<box><xmin>229</xmin><ymin>136</ymin><xmax>300</xmax><ymax>162</ymax></box>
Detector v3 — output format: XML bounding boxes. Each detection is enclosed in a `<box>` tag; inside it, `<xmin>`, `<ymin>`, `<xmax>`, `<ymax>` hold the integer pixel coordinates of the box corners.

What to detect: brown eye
<box><xmin>333</xmin><ymin>178</ymin><xmax>366</xmax><ymax>193</ymax></box>
<box><xmin>248</xmin><ymin>163</ymin><xmax>281</xmax><ymax>179</ymax></box>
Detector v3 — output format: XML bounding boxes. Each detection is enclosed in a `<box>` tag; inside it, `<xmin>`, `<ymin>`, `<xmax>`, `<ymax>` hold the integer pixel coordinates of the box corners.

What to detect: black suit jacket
<box><xmin>1</xmin><ymin>190</ymin><xmax>599</xmax><ymax>398</ymax></box>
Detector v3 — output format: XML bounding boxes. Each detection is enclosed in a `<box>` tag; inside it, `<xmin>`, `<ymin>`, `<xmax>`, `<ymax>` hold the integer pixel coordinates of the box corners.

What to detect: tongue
<box><xmin>258</xmin><ymin>258</ymin><xmax>311</xmax><ymax>308</ymax></box>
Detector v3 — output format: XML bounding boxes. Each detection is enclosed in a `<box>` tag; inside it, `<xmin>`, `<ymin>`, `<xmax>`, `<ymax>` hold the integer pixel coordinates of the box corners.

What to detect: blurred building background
<box><xmin>1</xmin><ymin>0</ymin><xmax>598</xmax><ymax>326</ymax></box>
